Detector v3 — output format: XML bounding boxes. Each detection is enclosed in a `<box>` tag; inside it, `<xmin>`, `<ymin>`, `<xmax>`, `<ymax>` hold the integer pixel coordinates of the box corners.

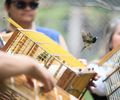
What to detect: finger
<box><xmin>46</xmin><ymin>80</ymin><xmax>55</xmax><ymax>92</ymax></box>
<box><xmin>42</xmin><ymin>79</ymin><xmax>55</xmax><ymax>93</ymax></box>
<box><xmin>93</xmin><ymin>76</ymin><xmax>99</xmax><ymax>81</ymax></box>
<box><xmin>92</xmin><ymin>73</ymin><xmax>100</xmax><ymax>81</ymax></box>
<box><xmin>88</xmin><ymin>81</ymin><xmax>96</xmax><ymax>87</ymax></box>
<box><xmin>88</xmin><ymin>86</ymin><xmax>95</xmax><ymax>92</ymax></box>
<box><xmin>27</xmin><ymin>77</ymin><xmax>34</xmax><ymax>87</ymax></box>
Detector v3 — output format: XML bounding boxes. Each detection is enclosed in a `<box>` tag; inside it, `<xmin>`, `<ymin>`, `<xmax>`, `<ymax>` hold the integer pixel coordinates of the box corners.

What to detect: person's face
<box><xmin>6</xmin><ymin>0</ymin><xmax>39</xmax><ymax>23</ymax></box>
<box><xmin>111</xmin><ymin>24</ymin><xmax>120</xmax><ymax>49</ymax></box>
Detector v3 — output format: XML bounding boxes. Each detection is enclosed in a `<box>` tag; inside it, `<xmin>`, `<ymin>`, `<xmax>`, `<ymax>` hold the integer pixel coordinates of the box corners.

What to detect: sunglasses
<box><xmin>12</xmin><ymin>1</ymin><xmax>39</xmax><ymax>10</ymax></box>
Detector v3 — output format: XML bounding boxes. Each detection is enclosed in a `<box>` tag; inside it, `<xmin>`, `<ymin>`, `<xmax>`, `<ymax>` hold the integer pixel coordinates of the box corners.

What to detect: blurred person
<box><xmin>88</xmin><ymin>17</ymin><xmax>120</xmax><ymax>100</ymax></box>
<box><xmin>0</xmin><ymin>51</ymin><xmax>55</xmax><ymax>93</ymax></box>
<box><xmin>1</xmin><ymin>0</ymin><xmax>67</xmax><ymax>50</ymax></box>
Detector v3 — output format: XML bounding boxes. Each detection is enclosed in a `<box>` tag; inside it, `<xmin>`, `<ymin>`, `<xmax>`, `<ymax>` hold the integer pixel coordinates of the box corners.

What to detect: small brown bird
<box><xmin>82</xmin><ymin>32</ymin><xmax>97</xmax><ymax>51</ymax></box>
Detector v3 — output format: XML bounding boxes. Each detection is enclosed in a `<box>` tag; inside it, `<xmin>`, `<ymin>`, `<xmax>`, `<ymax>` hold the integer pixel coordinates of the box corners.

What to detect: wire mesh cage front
<box><xmin>97</xmin><ymin>43</ymin><xmax>120</xmax><ymax>100</ymax></box>
<box><xmin>103</xmin><ymin>67</ymin><xmax>120</xmax><ymax>100</ymax></box>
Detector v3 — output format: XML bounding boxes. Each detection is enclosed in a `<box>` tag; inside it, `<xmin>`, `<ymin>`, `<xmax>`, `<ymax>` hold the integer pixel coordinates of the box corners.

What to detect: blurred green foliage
<box><xmin>36</xmin><ymin>3</ymin><xmax>70</xmax><ymax>35</ymax></box>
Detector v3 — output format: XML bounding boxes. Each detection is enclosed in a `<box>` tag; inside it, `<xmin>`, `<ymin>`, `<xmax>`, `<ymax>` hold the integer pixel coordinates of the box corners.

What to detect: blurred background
<box><xmin>0</xmin><ymin>0</ymin><xmax>120</xmax><ymax>99</ymax></box>
<box><xmin>1</xmin><ymin>0</ymin><xmax>120</xmax><ymax>61</ymax></box>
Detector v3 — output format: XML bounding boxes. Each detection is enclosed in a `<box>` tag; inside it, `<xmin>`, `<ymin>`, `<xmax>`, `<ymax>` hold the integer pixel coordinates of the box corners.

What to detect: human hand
<box><xmin>27</xmin><ymin>63</ymin><xmax>56</xmax><ymax>93</ymax></box>
<box><xmin>88</xmin><ymin>73</ymin><xmax>100</xmax><ymax>90</ymax></box>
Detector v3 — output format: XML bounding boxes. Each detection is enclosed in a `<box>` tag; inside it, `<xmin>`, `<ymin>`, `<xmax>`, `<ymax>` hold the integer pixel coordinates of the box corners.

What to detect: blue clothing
<box><xmin>36</xmin><ymin>26</ymin><xmax>60</xmax><ymax>44</ymax></box>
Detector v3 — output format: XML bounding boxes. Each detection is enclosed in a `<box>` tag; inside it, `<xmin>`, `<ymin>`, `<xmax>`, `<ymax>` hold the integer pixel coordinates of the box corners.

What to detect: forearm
<box><xmin>0</xmin><ymin>51</ymin><xmax>55</xmax><ymax>92</ymax></box>
<box><xmin>0</xmin><ymin>51</ymin><xmax>34</xmax><ymax>80</ymax></box>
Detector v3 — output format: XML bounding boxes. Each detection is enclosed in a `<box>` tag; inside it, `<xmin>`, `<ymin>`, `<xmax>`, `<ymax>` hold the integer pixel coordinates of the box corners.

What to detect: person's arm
<box><xmin>0</xmin><ymin>51</ymin><xmax>55</xmax><ymax>92</ymax></box>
